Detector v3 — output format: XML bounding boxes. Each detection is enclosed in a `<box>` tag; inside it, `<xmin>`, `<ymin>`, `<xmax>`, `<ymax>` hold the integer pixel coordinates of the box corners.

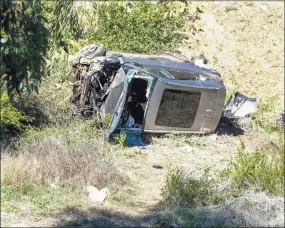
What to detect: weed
<box><xmin>109</xmin><ymin>191</ymin><xmax>135</xmax><ymax>207</ymax></box>
<box><xmin>101</xmin><ymin>113</ymin><xmax>112</xmax><ymax>130</ymax></box>
<box><xmin>1</xmin><ymin>185</ymin><xmax>85</xmax><ymax>214</ymax></box>
<box><xmin>100</xmin><ymin>209</ymin><xmax>113</xmax><ymax>218</ymax></box>
<box><xmin>113</xmin><ymin>132</ymin><xmax>126</xmax><ymax>149</ymax></box>
<box><xmin>184</xmin><ymin>136</ymin><xmax>201</xmax><ymax>147</ymax></box>
<box><xmin>162</xmin><ymin>164</ymin><xmax>221</xmax><ymax>208</ymax></box>
<box><xmin>0</xmin><ymin>91</ymin><xmax>34</xmax><ymax>131</ymax></box>
<box><xmin>162</xmin><ymin>133</ymin><xmax>284</xmax><ymax>209</ymax></box>
<box><xmin>221</xmin><ymin>138</ymin><xmax>284</xmax><ymax>196</ymax></box>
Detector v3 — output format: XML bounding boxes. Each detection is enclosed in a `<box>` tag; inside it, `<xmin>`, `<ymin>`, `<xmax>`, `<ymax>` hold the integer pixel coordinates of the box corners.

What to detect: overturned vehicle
<box><xmin>70</xmin><ymin>45</ymin><xmax>257</xmax><ymax>139</ymax></box>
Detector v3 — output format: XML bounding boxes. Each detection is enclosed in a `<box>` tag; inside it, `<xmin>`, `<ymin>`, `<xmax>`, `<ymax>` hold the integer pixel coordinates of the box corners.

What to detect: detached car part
<box><xmin>223</xmin><ymin>92</ymin><xmax>257</xmax><ymax>119</ymax></box>
<box><xmin>223</xmin><ymin>92</ymin><xmax>257</xmax><ymax>131</ymax></box>
<box><xmin>70</xmin><ymin>44</ymin><xmax>257</xmax><ymax>138</ymax></box>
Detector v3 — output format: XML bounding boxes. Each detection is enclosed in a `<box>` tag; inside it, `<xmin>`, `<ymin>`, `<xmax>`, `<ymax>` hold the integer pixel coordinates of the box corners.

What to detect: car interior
<box><xmin>118</xmin><ymin>75</ymin><xmax>153</xmax><ymax>130</ymax></box>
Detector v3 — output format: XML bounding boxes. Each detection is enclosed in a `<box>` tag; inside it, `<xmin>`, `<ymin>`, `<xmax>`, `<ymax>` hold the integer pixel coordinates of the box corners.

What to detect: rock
<box><xmin>50</xmin><ymin>183</ymin><xmax>57</xmax><ymax>189</ymax></box>
<box><xmin>209</xmin><ymin>134</ymin><xmax>218</xmax><ymax>141</ymax></box>
<box><xmin>86</xmin><ymin>185</ymin><xmax>108</xmax><ymax>203</ymax></box>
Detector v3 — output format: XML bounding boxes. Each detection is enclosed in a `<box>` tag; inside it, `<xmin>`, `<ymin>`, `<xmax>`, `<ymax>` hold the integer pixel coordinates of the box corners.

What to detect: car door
<box><xmin>104</xmin><ymin>67</ymin><xmax>139</xmax><ymax>139</ymax></box>
<box><xmin>103</xmin><ymin>70</ymin><xmax>128</xmax><ymax>139</ymax></box>
<box><xmin>143</xmin><ymin>79</ymin><xmax>221</xmax><ymax>133</ymax></box>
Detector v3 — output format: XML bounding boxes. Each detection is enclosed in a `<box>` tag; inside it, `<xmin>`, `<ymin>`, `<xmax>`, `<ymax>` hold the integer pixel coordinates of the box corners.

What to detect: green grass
<box><xmin>162</xmin><ymin>164</ymin><xmax>222</xmax><ymax>208</ymax></box>
<box><xmin>87</xmin><ymin>1</ymin><xmax>186</xmax><ymax>53</ymax></box>
<box><xmin>1</xmin><ymin>185</ymin><xmax>85</xmax><ymax>214</ymax></box>
<box><xmin>163</xmin><ymin>133</ymin><xmax>202</xmax><ymax>147</ymax></box>
<box><xmin>108</xmin><ymin>190</ymin><xmax>136</xmax><ymax>207</ymax></box>
<box><xmin>113</xmin><ymin>132</ymin><xmax>127</xmax><ymax>149</ymax></box>
<box><xmin>221</xmin><ymin>135</ymin><xmax>284</xmax><ymax>196</ymax></box>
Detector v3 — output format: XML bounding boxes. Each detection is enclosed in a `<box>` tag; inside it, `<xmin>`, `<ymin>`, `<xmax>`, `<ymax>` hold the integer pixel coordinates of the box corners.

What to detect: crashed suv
<box><xmin>70</xmin><ymin>45</ymin><xmax>257</xmax><ymax>138</ymax></box>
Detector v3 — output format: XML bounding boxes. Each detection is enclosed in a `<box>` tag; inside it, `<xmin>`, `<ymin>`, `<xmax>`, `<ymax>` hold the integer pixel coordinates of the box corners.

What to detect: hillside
<box><xmin>1</xmin><ymin>1</ymin><xmax>284</xmax><ymax>227</ymax></box>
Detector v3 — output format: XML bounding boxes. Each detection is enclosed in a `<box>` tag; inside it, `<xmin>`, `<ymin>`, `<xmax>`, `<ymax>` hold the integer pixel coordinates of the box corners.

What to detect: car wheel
<box><xmin>71</xmin><ymin>44</ymin><xmax>107</xmax><ymax>66</ymax></box>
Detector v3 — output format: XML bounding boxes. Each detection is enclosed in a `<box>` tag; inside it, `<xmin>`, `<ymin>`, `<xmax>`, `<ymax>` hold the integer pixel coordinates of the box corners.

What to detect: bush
<box><xmin>222</xmin><ymin>136</ymin><xmax>284</xmax><ymax>196</ymax></box>
<box><xmin>87</xmin><ymin>1</ymin><xmax>186</xmax><ymax>52</ymax></box>
<box><xmin>10</xmin><ymin>47</ymin><xmax>75</xmax><ymax>127</ymax></box>
<box><xmin>162</xmin><ymin>133</ymin><xmax>284</xmax><ymax>208</ymax></box>
<box><xmin>162</xmin><ymin>164</ymin><xmax>222</xmax><ymax>208</ymax></box>
<box><xmin>1</xmin><ymin>121</ymin><xmax>127</xmax><ymax>193</ymax></box>
<box><xmin>0</xmin><ymin>91</ymin><xmax>33</xmax><ymax>130</ymax></box>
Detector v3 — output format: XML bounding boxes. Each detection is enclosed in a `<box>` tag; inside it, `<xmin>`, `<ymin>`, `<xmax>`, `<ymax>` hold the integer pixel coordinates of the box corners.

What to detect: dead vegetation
<box><xmin>1</xmin><ymin>122</ymin><xmax>127</xmax><ymax>192</ymax></box>
<box><xmin>157</xmin><ymin>191</ymin><xmax>284</xmax><ymax>227</ymax></box>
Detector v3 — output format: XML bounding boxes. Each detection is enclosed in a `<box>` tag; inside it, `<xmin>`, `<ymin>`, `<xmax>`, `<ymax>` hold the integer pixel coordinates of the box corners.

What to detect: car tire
<box><xmin>71</xmin><ymin>44</ymin><xmax>107</xmax><ymax>66</ymax></box>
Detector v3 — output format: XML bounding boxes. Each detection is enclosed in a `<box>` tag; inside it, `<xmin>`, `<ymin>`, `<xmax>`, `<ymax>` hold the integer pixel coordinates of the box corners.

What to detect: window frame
<box><xmin>154</xmin><ymin>88</ymin><xmax>202</xmax><ymax>128</ymax></box>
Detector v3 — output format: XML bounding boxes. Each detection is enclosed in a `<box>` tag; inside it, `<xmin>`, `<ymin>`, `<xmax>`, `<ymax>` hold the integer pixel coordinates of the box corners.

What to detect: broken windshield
<box><xmin>123</xmin><ymin>64</ymin><xmax>175</xmax><ymax>79</ymax></box>
<box><xmin>143</xmin><ymin>66</ymin><xmax>204</xmax><ymax>81</ymax></box>
<box><xmin>123</xmin><ymin>62</ymin><xmax>205</xmax><ymax>81</ymax></box>
<box><xmin>142</xmin><ymin>66</ymin><xmax>175</xmax><ymax>79</ymax></box>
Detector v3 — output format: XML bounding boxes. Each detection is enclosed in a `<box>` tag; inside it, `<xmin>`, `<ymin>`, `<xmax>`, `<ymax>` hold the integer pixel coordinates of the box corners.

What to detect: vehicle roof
<box><xmin>107</xmin><ymin>51</ymin><xmax>222</xmax><ymax>82</ymax></box>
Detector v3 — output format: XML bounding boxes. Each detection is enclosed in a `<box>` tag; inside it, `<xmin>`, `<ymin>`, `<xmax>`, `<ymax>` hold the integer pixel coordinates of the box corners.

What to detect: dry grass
<box><xmin>157</xmin><ymin>191</ymin><xmax>284</xmax><ymax>227</ymax></box>
<box><xmin>1</xmin><ymin>121</ymin><xmax>127</xmax><ymax>192</ymax></box>
<box><xmin>180</xmin><ymin>1</ymin><xmax>284</xmax><ymax>130</ymax></box>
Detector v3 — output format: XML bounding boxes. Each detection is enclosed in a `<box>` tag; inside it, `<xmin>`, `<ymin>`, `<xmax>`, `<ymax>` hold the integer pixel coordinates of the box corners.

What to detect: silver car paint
<box><xmin>105</xmin><ymin>53</ymin><xmax>227</xmax><ymax>135</ymax></box>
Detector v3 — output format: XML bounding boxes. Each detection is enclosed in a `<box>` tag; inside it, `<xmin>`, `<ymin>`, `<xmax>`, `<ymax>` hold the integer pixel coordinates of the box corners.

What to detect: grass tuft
<box><xmin>1</xmin><ymin>121</ymin><xmax>128</xmax><ymax>193</ymax></box>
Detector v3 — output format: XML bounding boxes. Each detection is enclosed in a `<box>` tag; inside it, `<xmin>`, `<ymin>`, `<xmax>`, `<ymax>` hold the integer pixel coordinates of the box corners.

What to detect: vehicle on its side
<box><xmin>70</xmin><ymin>45</ymin><xmax>257</xmax><ymax>138</ymax></box>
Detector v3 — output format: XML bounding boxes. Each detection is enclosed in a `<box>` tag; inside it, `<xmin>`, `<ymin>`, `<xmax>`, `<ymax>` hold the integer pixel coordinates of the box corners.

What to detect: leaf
<box><xmin>0</xmin><ymin>38</ymin><xmax>7</xmax><ymax>44</ymax></box>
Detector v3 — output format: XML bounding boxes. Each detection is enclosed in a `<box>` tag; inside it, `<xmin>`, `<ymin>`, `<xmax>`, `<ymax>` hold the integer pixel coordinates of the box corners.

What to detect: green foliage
<box><xmin>9</xmin><ymin>46</ymin><xmax>75</xmax><ymax>127</ymax></box>
<box><xmin>0</xmin><ymin>0</ymin><xmax>49</xmax><ymax>93</ymax></box>
<box><xmin>0</xmin><ymin>91</ymin><xmax>33</xmax><ymax>130</ymax></box>
<box><xmin>113</xmin><ymin>132</ymin><xmax>127</xmax><ymax>149</ymax></box>
<box><xmin>184</xmin><ymin>136</ymin><xmax>201</xmax><ymax>147</ymax></box>
<box><xmin>50</xmin><ymin>0</ymin><xmax>81</xmax><ymax>53</ymax></box>
<box><xmin>0</xmin><ymin>0</ymin><xmax>81</xmax><ymax>93</ymax></box>
<box><xmin>164</xmin><ymin>133</ymin><xmax>202</xmax><ymax>147</ymax></box>
<box><xmin>222</xmin><ymin>138</ymin><xmax>284</xmax><ymax>196</ymax></box>
<box><xmin>88</xmin><ymin>1</ymin><xmax>186</xmax><ymax>52</ymax></box>
<box><xmin>162</xmin><ymin>164</ymin><xmax>221</xmax><ymax>207</ymax></box>
<box><xmin>1</xmin><ymin>185</ymin><xmax>84</xmax><ymax>214</ymax></box>
<box><xmin>162</xmin><ymin>134</ymin><xmax>284</xmax><ymax>209</ymax></box>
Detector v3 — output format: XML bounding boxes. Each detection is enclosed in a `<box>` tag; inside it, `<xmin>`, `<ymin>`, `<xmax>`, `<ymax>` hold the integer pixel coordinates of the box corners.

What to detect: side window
<box><xmin>155</xmin><ymin>89</ymin><xmax>201</xmax><ymax>128</ymax></box>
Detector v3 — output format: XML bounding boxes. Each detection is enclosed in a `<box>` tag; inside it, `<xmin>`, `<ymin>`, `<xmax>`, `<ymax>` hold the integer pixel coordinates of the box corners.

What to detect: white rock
<box><xmin>50</xmin><ymin>183</ymin><xmax>57</xmax><ymax>189</ymax></box>
<box><xmin>86</xmin><ymin>185</ymin><xmax>108</xmax><ymax>203</ymax></box>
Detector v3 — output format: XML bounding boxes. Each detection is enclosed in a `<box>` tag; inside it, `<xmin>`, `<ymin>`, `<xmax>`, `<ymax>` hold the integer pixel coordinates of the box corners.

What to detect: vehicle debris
<box><xmin>70</xmin><ymin>44</ymin><xmax>257</xmax><ymax>139</ymax></box>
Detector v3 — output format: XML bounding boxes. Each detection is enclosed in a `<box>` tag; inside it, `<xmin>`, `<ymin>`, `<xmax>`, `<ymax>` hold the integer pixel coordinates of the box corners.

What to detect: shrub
<box><xmin>1</xmin><ymin>121</ymin><xmax>127</xmax><ymax>193</ymax></box>
<box><xmin>10</xmin><ymin>47</ymin><xmax>75</xmax><ymax>126</ymax></box>
<box><xmin>87</xmin><ymin>1</ymin><xmax>186</xmax><ymax>53</ymax></box>
<box><xmin>0</xmin><ymin>91</ymin><xmax>33</xmax><ymax>130</ymax></box>
<box><xmin>162</xmin><ymin>164</ymin><xmax>221</xmax><ymax>208</ymax></box>
<box><xmin>162</xmin><ymin>133</ymin><xmax>284</xmax><ymax>208</ymax></box>
<box><xmin>222</xmin><ymin>136</ymin><xmax>284</xmax><ymax>196</ymax></box>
